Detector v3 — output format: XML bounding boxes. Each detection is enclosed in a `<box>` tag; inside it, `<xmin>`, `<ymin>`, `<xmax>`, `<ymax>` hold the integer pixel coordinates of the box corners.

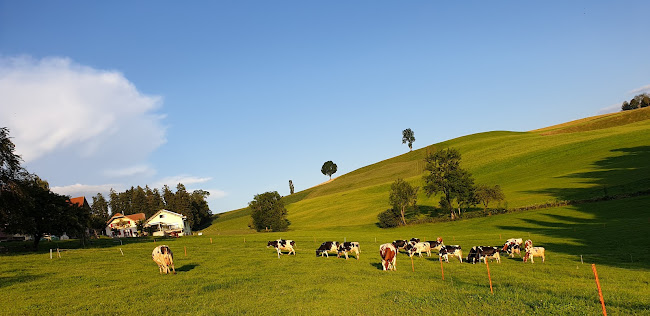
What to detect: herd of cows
<box><xmin>150</xmin><ymin>237</ymin><xmax>546</xmax><ymax>274</ymax></box>
<box><xmin>266</xmin><ymin>237</ymin><xmax>546</xmax><ymax>271</ymax></box>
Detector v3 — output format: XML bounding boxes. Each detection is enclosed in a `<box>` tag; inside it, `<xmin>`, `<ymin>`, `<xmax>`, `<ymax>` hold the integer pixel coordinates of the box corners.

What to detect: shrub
<box><xmin>377</xmin><ymin>208</ymin><xmax>402</xmax><ymax>228</ymax></box>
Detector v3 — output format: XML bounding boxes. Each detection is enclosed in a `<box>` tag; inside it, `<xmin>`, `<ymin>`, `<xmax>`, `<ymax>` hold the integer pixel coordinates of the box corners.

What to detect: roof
<box><xmin>106</xmin><ymin>212</ymin><xmax>146</xmax><ymax>224</ymax></box>
<box><xmin>144</xmin><ymin>209</ymin><xmax>187</xmax><ymax>225</ymax></box>
<box><xmin>69</xmin><ymin>196</ymin><xmax>90</xmax><ymax>209</ymax></box>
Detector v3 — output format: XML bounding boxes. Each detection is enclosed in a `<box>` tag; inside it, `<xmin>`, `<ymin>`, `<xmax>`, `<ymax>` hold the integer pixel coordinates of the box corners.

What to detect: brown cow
<box><xmin>379</xmin><ymin>243</ymin><xmax>397</xmax><ymax>271</ymax></box>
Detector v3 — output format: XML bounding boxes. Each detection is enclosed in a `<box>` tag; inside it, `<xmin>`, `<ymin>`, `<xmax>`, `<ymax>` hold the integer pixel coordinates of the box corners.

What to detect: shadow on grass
<box><xmin>1</xmin><ymin>236</ymin><xmax>184</xmax><ymax>255</ymax></box>
<box><xmin>499</xmin><ymin>146</ymin><xmax>650</xmax><ymax>269</ymax></box>
<box><xmin>370</xmin><ymin>262</ymin><xmax>384</xmax><ymax>270</ymax></box>
<box><xmin>0</xmin><ymin>273</ymin><xmax>45</xmax><ymax>288</ymax></box>
<box><xmin>177</xmin><ymin>264</ymin><xmax>199</xmax><ymax>272</ymax></box>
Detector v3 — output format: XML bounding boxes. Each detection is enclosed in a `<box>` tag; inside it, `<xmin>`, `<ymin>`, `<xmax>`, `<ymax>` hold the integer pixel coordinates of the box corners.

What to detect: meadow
<box><xmin>2</xmin><ymin>108</ymin><xmax>650</xmax><ymax>315</ymax></box>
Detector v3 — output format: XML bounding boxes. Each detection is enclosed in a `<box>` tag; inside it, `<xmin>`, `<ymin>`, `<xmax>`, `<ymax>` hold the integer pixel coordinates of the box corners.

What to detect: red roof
<box><xmin>70</xmin><ymin>196</ymin><xmax>87</xmax><ymax>207</ymax></box>
<box><xmin>107</xmin><ymin>212</ymin><xmax>146</xmax><ymax>224</ymax></box>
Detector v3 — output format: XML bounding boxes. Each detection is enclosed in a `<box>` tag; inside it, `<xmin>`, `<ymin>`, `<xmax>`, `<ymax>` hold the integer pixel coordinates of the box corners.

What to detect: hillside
<box><xmin>207</xmin><ymin>108</ymin><xmax>650</xmax><ymax>232</ymax></box>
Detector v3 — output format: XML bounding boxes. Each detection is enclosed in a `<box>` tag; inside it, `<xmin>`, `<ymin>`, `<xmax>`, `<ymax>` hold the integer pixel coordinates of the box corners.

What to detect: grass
<box><xmin>1</xmin><ymin>196</ymin><xmax>649</xmax><ymax>314</ymax></box>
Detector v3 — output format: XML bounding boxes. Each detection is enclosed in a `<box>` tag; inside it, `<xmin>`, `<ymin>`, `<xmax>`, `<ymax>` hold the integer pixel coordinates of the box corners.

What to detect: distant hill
<box><xmin>206</xmin><ymin>108</ymin><xmax>650</xmax><ymax>233</ymax></box>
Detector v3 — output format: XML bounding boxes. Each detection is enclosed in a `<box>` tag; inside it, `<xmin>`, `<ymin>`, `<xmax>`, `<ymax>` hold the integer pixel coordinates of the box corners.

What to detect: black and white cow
<box><xmin>392</xmin><ymin>240</ymin><xmax>409</xmax><ymax>251</ymax></box>
<box><xmin>501</xmin><ymin>238</ymin><xmax>523</xmax><ymax>258</ymax></box>
<box><xmin>409</xmin><ymin>238</ymin><xmax>421</xmax><ymax>244</ymax></box>
<box><xmin>337</xmin><ymin>242</ymin><xmax>360</xmax><ymax>260</ymax></box>
<box><xmin>439</xmin><ymin>245</ymin><xmax>463</xmax><ymax>263</ymax></box>
<box><xmin>405</xmin><ymin>242</ymin><xmax>431</xmax><ymax>257</ymax></box>
<box><xmin>316</xmin><ymin>241</ymin><xmax>339</xmax><ymax>257</ymax></box>
<box><xmin>267</xmin><ymin>239</ymin><xmax>296</xmax><ymax>256</ymax></box>
<box><xmin>467</xmin><ymin>246</ymin><xmax>501</xmax><ymax>264</ymax></box>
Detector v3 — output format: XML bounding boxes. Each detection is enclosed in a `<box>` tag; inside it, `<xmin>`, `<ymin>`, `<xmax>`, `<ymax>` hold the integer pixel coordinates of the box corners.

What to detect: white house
<box><xmin>105</xmin><ymin>213</ymin><xmax>146</xmax><ymax>237</ymax></box>
<box><xmin>144</xmin><ymin>209</ymin><xmax>191</xmax><ymax>237</ymax></box>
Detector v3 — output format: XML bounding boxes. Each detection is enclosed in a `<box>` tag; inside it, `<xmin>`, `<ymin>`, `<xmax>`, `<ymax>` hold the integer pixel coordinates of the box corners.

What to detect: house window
<box><xmin>160</xmin><ymin>214</ymin><xmax>164</xmax><ymax>218</ymax></box>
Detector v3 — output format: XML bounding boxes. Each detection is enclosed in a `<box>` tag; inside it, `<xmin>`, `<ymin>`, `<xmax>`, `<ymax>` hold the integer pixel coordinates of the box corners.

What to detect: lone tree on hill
<box><xmin>289</xmin><ymin>180</ymin><xmax>294</xmax><ymax>195</ymax></box>
<box><xmin>423</xmin><ymin>148</ymin><xmax>476</xmax><ymax>219</ymax></box>
<box><xmin>389</xmin><ymin>178</ymin><xmax>419</xmax><ymax>225</ymax></box>
<box><xmin>321</xmin><ymin>161</ymin><xmax>337</xmax><ymax>179</ymax></box>
<box><xmin>402</xmin><ymin>128</ymin><xmax>415</xmax><ymax>151</ymax></box>
<box><xmin>249</xmin><ymin>191</ymin><xmax>290</xmax><ymax>232</ymax></box>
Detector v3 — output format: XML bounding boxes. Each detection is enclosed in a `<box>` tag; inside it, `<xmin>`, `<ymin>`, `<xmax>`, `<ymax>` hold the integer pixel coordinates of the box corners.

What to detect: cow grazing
<box><xmin>504</xmin><ymin>243</ymin><xmax>521</xmax><ymax>258</ymax></box>
<box><xmin>405</xmin><ymin>242</ymin><xmax>431</xmax><ymax>258</ymax></box>
<box><xmin>267</xmin><ymin>239</ymin><xmax>296</xmax><ymax>256</ymax></box>
<box><xmin>152</xmin><ymin>245</ymin><xmax>176</xmax><ymax>274</ymax></box>
<box><xmin>337</xmin><ymin>242</ymin><xmax>360</xmax><ymax>260</ymax></box>
<box><xmin>523</xmin><ymin>240</ymin><xmax>545</xmax><ymax>263</ymax></box>
<box><xmin>409</xmin><ymin>238</ymin><xmax>421</xmax><ymax>244</ymax></box>
<box><xmin>391</xmin><ymin>240</ymin><xmax>409</xmax><ymax>250</ymax></box>
<box><xmin>316</xmin><ymin>241</ymin><xmax>339</xmax><ymax>257</ymax></box>
<box><xmin>467</xmin><ymin>246</ymin><xmax>501</xmax><ymax>264</ymax></box>
<box><xmin>439</xmin><ymin>245</ymin><xmax>463</xmax><ymax>263</ymax></box>
<box><xmin>502</xmin><ymin>238</ymin><xmax>523</xmax><ymax>258</ymax></box>
<box><xmin>428</xmin><ymin>239</ymin><xmax>444</xmax><ymax>252</ymax></box>
<box><xmin>379</xmin><ymin>243</ymin><xmax>397</xmax><ymax>271</ymax></box>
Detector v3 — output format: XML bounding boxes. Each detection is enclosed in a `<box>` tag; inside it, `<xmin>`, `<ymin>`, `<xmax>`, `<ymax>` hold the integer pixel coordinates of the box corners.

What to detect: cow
<box><xmin>152</xmin><ymin>245</ymin><xmax>176</xmax><ymax>274</ymax></box>
<box><xmin>337</xmin><ymin>242</ymin><xmax>360</xmax><ymax>260</ymax></box>
<box><xmin>391</xmin><ymin>240</ymin><xmax>409</xmax><ymax>251</ymax></box>
<box><xmin>429</xmin><ymin>239</ymin><xmax>444</xmax><ymax>252</ymax></box>
<box><xmin>405</xmin><ymin>242</ymin><xmax>431</xmax><ymax>258</ymax></box>
<box><xmin>316</xmin><ymin>241</ymin><xmax>339</xmax><ymax>257</ymax></box>
<box><xmin>502</xmin><ymin>238</ymin><xmax>523</xmax><ymax>257</ymax></box>
<box><xmin>523</xmin><ymin>239</ymin><xmax>545</xmax><ymax>263</ymax></box>
<box><xmin>379</xmin><ymin>243</ymin><xmax>397</xmax><ymax>271</ymax></box>
<box><xmin>267</xmin><ymin>239</ymin><xmax>296</xmax><ymax>256</ymax></box>
<box><xmin>409</xmin><ymin>238</ymin><xmax>421</xmax><ymax>244</ymax></box>
<box><xmin>467</xmin><ymin>246</ymin><xmax>501</xmax><ymax>264</ymax></box>
<box><xmin>439</xmin><ymin>245</ymin><xmax>463</xmax><ymax>263</ymax></box>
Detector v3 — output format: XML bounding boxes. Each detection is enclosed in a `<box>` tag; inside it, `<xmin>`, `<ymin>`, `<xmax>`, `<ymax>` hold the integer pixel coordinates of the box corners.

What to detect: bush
<box><xmin>377</xmin><ymin>208</ymin><xmax>402</xmax><ymax>228</ymax></box>
<box><xmin>249</xmin><ymin>191</ymin><xmax>290</xmax><ymax>232</ymax></box>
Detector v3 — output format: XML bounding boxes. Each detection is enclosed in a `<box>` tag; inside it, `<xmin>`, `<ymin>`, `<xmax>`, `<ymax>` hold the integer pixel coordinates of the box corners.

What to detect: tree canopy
<box><xmin>249</xmin><ymin>191</ymin><xmax>290</xmax><ymax>232</ymax></box>
<box><xmin>622</xmin><ymin>93</ymin><xmax>650</xmax><ymax>111</ymax></box>
<box><xmin>423</xmin><ymin>148</ymin><xmax>476</xmax><ymax>219</ymax></box>
<box><xmin>402</xmin><ymin>128</ymin><xmax>415</xmax><ymax>151</ymax></box>
<box><xmin>389</xmin><ymin>178</ymin><xmax>418</xmax><ymax>225</ymax></box>
<box><xmin>321</xmin><ymin>161</ymin><xmax>338</xmax><ymax>179</ymax></box>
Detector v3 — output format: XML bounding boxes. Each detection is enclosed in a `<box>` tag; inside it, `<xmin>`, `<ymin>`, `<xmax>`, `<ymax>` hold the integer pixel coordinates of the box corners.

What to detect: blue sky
<box><xmin>1</xmin><ymin>1</ymin><xmax>649</xmax><ymax>213</ymax></box>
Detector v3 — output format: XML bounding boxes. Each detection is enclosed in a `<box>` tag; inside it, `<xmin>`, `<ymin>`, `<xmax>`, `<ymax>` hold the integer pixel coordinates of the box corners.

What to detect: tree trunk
<box><xmin>401</xmin><ymin>207</ymin><xmax>407</xmax><ymax>225</ymax></box>
<box><xmin>32</xmin><ymin>233</ymin><xmax>42</xmax><ymax>251</ymax></box>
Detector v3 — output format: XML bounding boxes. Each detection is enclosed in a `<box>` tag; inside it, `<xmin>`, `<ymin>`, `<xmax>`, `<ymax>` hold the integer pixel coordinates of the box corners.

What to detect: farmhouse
<box><xmin>144</xmin><ymin>209</ymin><xmax>192</xmax><ymax>237</ymax></box>
<box><xmin>105</xmin><ymin>213</ymin><xmax>146</xmax><ymax>237</ymax></box>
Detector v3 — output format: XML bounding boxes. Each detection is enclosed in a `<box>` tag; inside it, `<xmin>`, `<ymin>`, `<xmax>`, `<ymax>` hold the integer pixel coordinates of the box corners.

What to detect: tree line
<box><xmin>95</xmin><ymin>184</ymin><xmax>212</xmax><ymax>231</ymax></box>
<box><xmin>621</xmin><ymin>93</ymin><xmax>650</xmax><ymax>111</ymax></box>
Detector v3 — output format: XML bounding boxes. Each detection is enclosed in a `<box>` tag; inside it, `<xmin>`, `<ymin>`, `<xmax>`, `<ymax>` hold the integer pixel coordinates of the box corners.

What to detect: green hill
<box><xmin>208</xmin><ymin>107</ymin><xmax>650</xmax><ymax>232</ymax></box>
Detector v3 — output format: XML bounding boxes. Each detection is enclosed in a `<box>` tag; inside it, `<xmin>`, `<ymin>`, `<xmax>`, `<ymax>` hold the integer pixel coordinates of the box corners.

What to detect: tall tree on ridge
<box><xmin>321</xmin><ymin>161</ymin><xmax>337</xmax><ymax>179</ymax></box>
<box><xmin>402</xmin><ymin>128</ymin><xmax>415</xmax><ymax>152</ymax></box>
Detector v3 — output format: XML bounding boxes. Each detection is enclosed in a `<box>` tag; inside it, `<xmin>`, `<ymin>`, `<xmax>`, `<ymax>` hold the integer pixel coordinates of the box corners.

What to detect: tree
<box><xmin>190</xmin><ymin>189</ymin><xmax>213</xmax><ymax>230</ymax></box>
<box><xmin>622</xmin><ymin>101</ymin><xmax>632</xmax><ymax>111</ymax></box>
<box><xmin>0</xmin><ymin>127</ymin><xmax>26</xmax><ymax>188</ymax></box>
<box><xmin>321</xmin><ymin>161</ymin><xmax>337</xmax><ymax>179</ymax></box>
<box><xmin>377</xmin><ymin>208</ymin><xmax>402</xmax><ymax>228</ymax></box>
<box><xmin>389</xmin><ymin>178</ymin><xmax>418</xmax><ymax>225</ymax></box>
<box><xmin>423</xmin><ymin>148</ymin><xmax>476</xmax><ymax>219</ymax></box>
<box><xmin>402</xmin><ymin>128</ymin><xmax>415</xmax><ymax>152</ymax></box>
<box><xmin>289</xmin><ymin>180</ymin><xmax>294</xmax><ymax>195</ymax></box>
<box><xmin>475</xmin><ymin>184</ymin><xmax>505</xmax><ymax>211</ymax></box>
<box><xmin>249</xmin><ymin>191</ymin><xmax>289</xmax><ymax>232</ymax></box>
<box><xmin>90</xmin><ymin>193</ymin><xmax>110</xmax><ymax>235</ymax></box>
<box><xmin>642</xmin><ymin>94</ymin><xmax>650</xmax><ymax>108</ymax></box>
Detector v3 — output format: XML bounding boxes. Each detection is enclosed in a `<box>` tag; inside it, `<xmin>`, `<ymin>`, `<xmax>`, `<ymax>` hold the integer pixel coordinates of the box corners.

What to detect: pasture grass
<box><xmin>2</xmin><ymin>196</ymin><xmax>649</xmax><ymax>315</ymax></box>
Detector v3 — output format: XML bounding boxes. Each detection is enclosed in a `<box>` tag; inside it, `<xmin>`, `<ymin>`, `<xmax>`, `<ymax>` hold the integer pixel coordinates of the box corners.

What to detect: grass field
<box><xmin>2</xmin><ymin>108</ymin><xmax>650</xmax><ymax>315</ymax></box>
<box><xmin>1</xmin><ymin>196</ymin><xmax>649</xmax><ymax>314</ymax></box>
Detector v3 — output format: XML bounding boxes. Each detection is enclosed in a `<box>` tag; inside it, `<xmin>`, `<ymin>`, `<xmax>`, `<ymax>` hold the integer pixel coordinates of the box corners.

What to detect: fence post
<box><xmin>440</xmin><ymin>259</ymin><xmax>444</xmax><ymax>280</ymax></box>
<box><xmin>486</xmin><ymin>259</ymin><xmax>493</xmax><ymax>294</ymax></box>
<box><xmin>591</xmin><ymin>264</ymin><xmax>607</xmax><ymax>316</ymax></box>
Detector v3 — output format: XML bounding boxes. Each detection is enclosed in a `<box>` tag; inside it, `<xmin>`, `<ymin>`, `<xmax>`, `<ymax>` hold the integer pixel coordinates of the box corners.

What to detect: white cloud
<box><xmin>152</xmin><ymin>175</ymin><xmax>213</xmax><ymax>188</ymax></box>
<box><xmin>50</xmin><ymin>183</ymin><xmax>118</xmax><ymax>199</ymax></box>
<box><xmin>629</xmin><ymin>84</ymin><xmax>650</xmax><ymax>95</ymax></box>
<box><xmin>104</xmin><ymin>164</ymin><xmax>157</xmax><ymax>178</ymax></box>
<box><xmin>0</xmin><ymin>55</ymin><xmax>166</xmax><ymax>186</ymax></box>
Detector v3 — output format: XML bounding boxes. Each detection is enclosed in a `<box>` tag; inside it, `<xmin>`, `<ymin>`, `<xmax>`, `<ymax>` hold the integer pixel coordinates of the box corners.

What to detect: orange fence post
<box><xmin>184</xmin><ymin>246</ymin><xmax>187</xmax><ymax>256</ymax></box>
<box><xmin>591</xmin><ymin>264</ymin><xmax>607</xmax><ymax>316</ymax></box>
<box><xmin>411</xmin><ymin>256</ymin><xmax>415</xmax><ymax>272</ymax></box>
<box><xmin>486</xmin><ymin>259</ymin><xmax>493</xmax><ymax>294</ymax></box>
<box><xmin>440</xmin><ymin>259</ymin><xmax>445</xmax><ymax>280</ymax></box>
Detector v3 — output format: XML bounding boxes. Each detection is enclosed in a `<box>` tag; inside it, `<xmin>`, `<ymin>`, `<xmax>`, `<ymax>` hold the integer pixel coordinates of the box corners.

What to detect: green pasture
<box><xmin>1</xmin><ymin>196</ymin><xmax>649</xmax><ymax>315</ymax></box>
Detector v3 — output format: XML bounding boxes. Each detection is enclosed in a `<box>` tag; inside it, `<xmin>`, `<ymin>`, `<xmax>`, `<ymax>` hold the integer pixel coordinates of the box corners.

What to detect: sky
<box><xmin>1</xmin><ymin>1</ymin><xmax>649</xmax><ymax>213</ymax></box>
